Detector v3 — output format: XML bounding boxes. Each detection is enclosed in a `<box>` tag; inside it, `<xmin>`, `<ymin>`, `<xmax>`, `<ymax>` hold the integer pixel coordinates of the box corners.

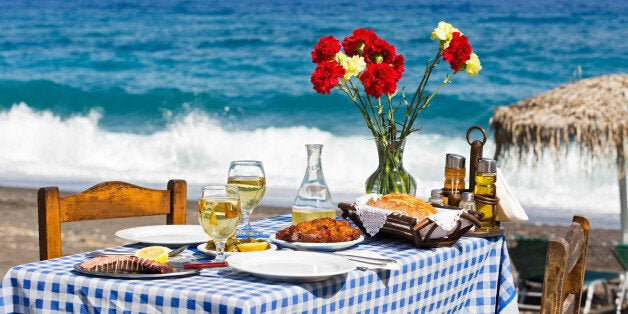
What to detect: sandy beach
<box><xmin>0</xmin><ymin>185</ymin><xmax>623</xmax><ymax>312</ymax></box>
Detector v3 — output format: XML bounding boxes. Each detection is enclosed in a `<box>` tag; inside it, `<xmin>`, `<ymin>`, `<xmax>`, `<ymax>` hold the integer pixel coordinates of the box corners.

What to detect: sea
<box><xmin>0</xmin><ymin>0</ymin><xmax>626</xmax><ymax>228</ymax></box>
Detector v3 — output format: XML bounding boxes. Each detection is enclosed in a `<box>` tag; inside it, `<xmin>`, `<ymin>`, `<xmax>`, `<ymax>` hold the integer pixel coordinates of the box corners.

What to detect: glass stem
<box><xmin>215</xmin><ymin>242</ymin><xmax>226</xmax><ymax>261</ymax></box>
<box><xmin>242</xmin><ymin>210</ymin><xmax>251</xmax><ymax>229</ymax></box>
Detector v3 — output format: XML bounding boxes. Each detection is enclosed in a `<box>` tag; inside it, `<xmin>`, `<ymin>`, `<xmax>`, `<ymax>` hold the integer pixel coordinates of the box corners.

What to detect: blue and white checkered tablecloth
<box><xmin>0</xmin><ymin>215</ymin><xmax>518</xmax><ymax>313</ymax></box>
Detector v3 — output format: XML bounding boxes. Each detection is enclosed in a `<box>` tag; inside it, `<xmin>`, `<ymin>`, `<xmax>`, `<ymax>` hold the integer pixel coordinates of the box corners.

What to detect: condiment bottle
<box><xmin>444</xmin><ymin>153</ymin><xmax>466</xmax><ymax>206</ymax></box>
<box><xmin>292</xmin><ymin>144</ymin><xmax>336</xmax><ymax>225</ymax></box>
<box><xmin>428</xmin><ymin>189</ymin><xmax>445</xmax><ymax>206</ymax></box>
<box><xmin>458</xmin><ymin>192</ymin><xmax>476</xmax><ymax>211</ymax></box>
<box><xmin>474</xmin><ymin>158</ymin><xmax>497</xmax><ymax>231</ymax></box>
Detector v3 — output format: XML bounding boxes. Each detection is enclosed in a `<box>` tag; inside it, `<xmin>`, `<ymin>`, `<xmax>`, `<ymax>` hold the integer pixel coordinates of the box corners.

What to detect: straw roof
<box><xmin>491</xmin><ymin>74</ymin><xmax>628</xmax><ymax>166</ymax></box>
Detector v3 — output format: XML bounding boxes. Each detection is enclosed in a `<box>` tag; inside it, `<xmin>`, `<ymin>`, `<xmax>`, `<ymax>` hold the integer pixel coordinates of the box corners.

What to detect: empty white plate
<box><xmin>115</xmin><ymin>225</ymin><xmax>210</xmax><ymax>245</ymax></box>
<box><xmin>226</xmin><ymin>250</ymin><xmax>356</xmax><ymax>282</ymax></box>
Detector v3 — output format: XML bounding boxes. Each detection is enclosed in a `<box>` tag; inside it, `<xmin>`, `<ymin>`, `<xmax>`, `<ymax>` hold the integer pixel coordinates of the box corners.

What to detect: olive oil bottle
<box><xmin>474</xmin><ymin>158</ymin><xmax>497</xmax><ymax>231</ymax></box>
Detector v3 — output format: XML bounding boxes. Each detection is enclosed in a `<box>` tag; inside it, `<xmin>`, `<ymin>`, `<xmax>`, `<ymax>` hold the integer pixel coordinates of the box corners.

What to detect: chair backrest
<box><xmin>509</xmin><ymin>236</ymin><xmax>549</xmax><ymax>283</ymax></box>
<box><xmin>612</xmin><ymin>242</ymin><xmax>628</xmax><ymax>270</ymax></box>
<box><xmin>38</xmin><ymin>179</ymin><xmax>187</xmax><ymax>260</ymax></box>
<box><xmin>540</xmin><ymin>215</ymin><xmax>590</xmax><ymax>314</ymax></box>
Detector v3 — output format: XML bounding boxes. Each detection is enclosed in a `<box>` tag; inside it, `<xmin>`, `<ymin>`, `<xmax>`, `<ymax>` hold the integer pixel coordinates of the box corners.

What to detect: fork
<box><xmin>86</xmin><ymin>245</ymin><xmax>188</xmax><ymax>258</ymax></box>
<box><xmin>290</xmin><ymin>245</ymin><xmax>396</xmax><ymax>268</ymax></box>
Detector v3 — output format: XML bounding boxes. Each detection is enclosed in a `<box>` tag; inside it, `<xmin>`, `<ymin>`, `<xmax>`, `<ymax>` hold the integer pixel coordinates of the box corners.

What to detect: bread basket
<box><xmin>338</xmin><ymin>201</ymin><xmax>482</xmax><ymax>248</ymax></box>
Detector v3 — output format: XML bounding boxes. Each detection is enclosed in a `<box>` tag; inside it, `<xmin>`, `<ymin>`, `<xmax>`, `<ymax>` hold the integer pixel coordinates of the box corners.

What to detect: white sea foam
<box><xmin>0</xmin><ymin>103</ymin><xmax>621</xmax><ymax>228</ymax></box>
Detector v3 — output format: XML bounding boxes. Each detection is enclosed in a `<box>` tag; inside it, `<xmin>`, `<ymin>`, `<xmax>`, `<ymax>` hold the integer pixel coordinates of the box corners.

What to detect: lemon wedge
<box><xmin>236</xmin><ymin>242</ymin><xmax>269</xmax><ymax>252</ymax></box>
<box><xmin>134</xmin><ymin>246</ymin><xmax>170</xmax><ymax>264</ymax></box>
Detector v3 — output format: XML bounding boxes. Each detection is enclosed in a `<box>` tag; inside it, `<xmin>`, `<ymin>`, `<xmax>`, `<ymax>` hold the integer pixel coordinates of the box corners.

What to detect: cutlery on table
<box><xmin>183</xmin><ymin>261</ymin><xmax>229</xmax><ymax>269</ymax></box>
<box><xmin>287</xmin><ymin>245</ymin><xmax>398</xmax><ymax>269</ymax></box>
<box><xmin>87</xmin><ymin>245</ymin><xmax>188</xmax><ymax>258</ymax></box>
<box><xmin>332</xmin><ymin>252</ymin><xmax>396</xmax><ymax>264</ymax></box>
<box><xmin>168</xmin><ymin>245</ymin><xmax>188</xmax><ymax>257</ymax></box>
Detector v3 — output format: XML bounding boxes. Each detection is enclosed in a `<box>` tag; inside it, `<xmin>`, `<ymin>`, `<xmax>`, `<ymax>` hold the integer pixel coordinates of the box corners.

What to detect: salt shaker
<box><xmin>428</xmin><ymin>189</ymin><xmax>445</xmax><ymax>206</ymax></box>
<box><xmin>458</xmin><ymin>192</ymin><xmax>476</xmax><ymax>211</ymax></box>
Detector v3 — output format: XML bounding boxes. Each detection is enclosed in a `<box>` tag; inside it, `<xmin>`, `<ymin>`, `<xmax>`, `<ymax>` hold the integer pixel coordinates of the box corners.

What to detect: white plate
<box><xmin>115</xmin><ymin>225</ymin><xmax>210</xmax><ymax>245</ymax></box>
<box><xmin>226</xmin><ymin>251</ymin><xmax>356</xmax><ymax>282</ymax></box>
<box><xmin>269</xmin><ymin>234</ymin><xmax>364</xmax><ymax>251</ymax></box>
<box><xmin>196</xmin><ymin>242</ymin><xmax>277</xmax><ymax>257</ymax></box>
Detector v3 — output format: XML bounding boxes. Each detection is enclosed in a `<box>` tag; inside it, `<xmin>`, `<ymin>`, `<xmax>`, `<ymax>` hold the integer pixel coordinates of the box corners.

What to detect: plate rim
<box><xmin>73</xmin><ymin>263</ymin><xmax>199</xmax><ymax>279</ymax></box>
<box><xmin>268</xmin><ymin>234</ymin><xmax>364</xmax><ymax>251</ymax></box>
<box><xmin>196</xmin><ymin>242</ymin><xmax>277</xmax><ymax>257</ymax></box>
<box><xmin>226</xmin><ymin>251</ymin><xmax>356</xmax><ymax>282</ymax></box>
<box><xmin>115</xmin><ymin>225</ymin><xmax>210</xmax><ymax>245</ymax></box>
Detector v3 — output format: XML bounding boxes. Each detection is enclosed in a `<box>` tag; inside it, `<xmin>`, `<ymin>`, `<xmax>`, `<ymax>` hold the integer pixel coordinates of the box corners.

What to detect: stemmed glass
<box><xmin>227</xmin><ymin>160</ymin><xmax>266</xmax><ymax>238</ymax></box>
<box><xmin>198</xmin><ymin>185</ymin><xmax>242</xmax><ymax>261</ymax></box>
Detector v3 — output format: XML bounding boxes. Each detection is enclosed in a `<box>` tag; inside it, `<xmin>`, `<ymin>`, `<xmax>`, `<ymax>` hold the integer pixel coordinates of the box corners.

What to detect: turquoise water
<box><xmin>0</xmin><ymin>0</ymin><xmax>626</xmax><ymax>226</ymax></box>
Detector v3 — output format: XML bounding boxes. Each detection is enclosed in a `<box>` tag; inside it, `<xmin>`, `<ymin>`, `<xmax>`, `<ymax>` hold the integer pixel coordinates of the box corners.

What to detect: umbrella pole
<box><xmin>619</xmin><ymin>142</ymin><xmax>628</xmax><ymax>243</ymax></box>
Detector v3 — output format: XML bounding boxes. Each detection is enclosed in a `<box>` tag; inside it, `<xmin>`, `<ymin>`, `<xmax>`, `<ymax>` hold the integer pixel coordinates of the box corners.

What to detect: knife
<box><xmin>183</xmin><ymin>261</ymin><xmax>229</xmax><ymax>269</ymax></box>
<box><xmin>86</xmin><ymin>251</ymin><xmax>132</xmax><ymax>257</ymax></box>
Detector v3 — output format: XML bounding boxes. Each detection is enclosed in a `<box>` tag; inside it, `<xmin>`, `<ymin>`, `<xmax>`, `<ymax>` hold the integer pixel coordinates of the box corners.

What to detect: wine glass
<box><xmin>227</xmin><ymin>160</ymin><xmax>266</xmax><ymax>238</ymax></box>
<box><xmin>198</xmin><ymin>185</ymin><xmax>241</xmax><ymax>261</ymax></box>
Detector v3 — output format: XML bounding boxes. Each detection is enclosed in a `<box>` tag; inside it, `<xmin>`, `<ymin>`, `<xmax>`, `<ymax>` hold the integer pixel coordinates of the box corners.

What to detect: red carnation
<box><xmin>392</xmin><ymin>54</ymin><xmax>405</xmax><ymax>75</ymax></box>
<box><xmin>311</xmin><ymin>35</ymin><xmax>341</xmax><ymax>63</ymax></box>
<box><xmin>442</xmin><ymin>32</ymin><xmax>473</xmax><ymax>71</ymax></box>
<box><xmin>310</xmin><ymin>60</ymin><xmax>346</xmax><ymax>94</ymax></box>
<box><xmin>342</xmin><ymin>28</ymin><xmax>378</xmax><ymax>57</ymax></box>
<box><xmin>366</xmin><ymin>38</ymin><xmax>396</xmax><ymax>64</ymax></box>
<box><xmin>359</xmin><ymin>63</ymin><xmax>402</xmax><ymax>98</ymax></box>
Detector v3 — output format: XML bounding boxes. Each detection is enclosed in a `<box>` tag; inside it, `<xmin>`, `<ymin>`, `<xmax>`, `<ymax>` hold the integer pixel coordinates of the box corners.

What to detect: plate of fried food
<box><xmin>197</xmin><ymin>237</ymin><xmax>276</xmax><ymax>257</ymax></box>
<box><xmin>270</xmin><ymin>218</ymin><xmax>364</xmax><ymax>251</ymax></box>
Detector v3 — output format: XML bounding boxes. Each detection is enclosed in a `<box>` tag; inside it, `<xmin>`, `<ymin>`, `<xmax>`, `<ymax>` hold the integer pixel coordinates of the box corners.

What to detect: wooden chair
<box><xmin>38</xmin><ymin>179</ymin><xmax>187</xmax><ymax>260</ymax></box>
<box><xmin>509</xmin><ymin>235</ymin><xmax>617</xmax><ymax>312</ymax></box>
<box><xmin>540</xmin><ymin>215</ymin><xmax>590</xmax><ymax>314</ymax></box>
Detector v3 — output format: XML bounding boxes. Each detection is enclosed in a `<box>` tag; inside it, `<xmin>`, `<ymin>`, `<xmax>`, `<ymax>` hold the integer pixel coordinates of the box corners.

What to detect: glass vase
<box><xmin>365</xmin><ymin>138</ymin><xmax>417</xmax><ymax>195</ymax></box>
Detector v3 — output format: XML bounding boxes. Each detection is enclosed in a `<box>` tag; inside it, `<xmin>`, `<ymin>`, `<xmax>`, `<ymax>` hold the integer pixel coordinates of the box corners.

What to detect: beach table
<box><xmin>0</xmin><ymin>215</ymin><xmax>518</xmax><ymax>313</ymax></box>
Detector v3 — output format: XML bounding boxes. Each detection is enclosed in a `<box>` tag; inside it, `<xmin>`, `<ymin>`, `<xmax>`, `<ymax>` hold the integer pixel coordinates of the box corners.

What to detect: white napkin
<box><xmin>424</xmin><ymin>210</ymin><xmax>466</xmax><ymax>239</ymax></box>
<box><xmin>495</xmin><ymin>167</ymin><xmax>529</xmax><ymax>222</ymax></box>
<box><xmin>354</xmin><ymin>193</ymin><xmax>408</xmax><ymax>236</ymax></box>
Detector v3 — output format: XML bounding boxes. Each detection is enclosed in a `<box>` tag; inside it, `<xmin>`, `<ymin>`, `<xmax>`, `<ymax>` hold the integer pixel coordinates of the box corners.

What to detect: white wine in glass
<box><xmin>227</xmin><ymin>160</ymin><xmax>266</xmax><ymax>237</ymax></box>
<box><xmin>198</xmin><ymin>185</ymin><xmax>241</xmax><ymax>261</ymax></box>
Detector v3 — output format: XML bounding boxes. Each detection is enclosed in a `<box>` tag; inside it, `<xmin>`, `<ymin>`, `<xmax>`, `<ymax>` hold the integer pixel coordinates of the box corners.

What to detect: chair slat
<box><xmin>38</xmin><ymin>179</ymin><xmax>187</xmax><ymax>260</ymax></box>
<box><xmin>540</xmin><ymin>215</ymin><xmax>589</xmax><ymax>314</ymax></box>
<box><xmin>60</xmin><ymin>182</ymin><xmax>171</xmax><ymax>221</ymax></box>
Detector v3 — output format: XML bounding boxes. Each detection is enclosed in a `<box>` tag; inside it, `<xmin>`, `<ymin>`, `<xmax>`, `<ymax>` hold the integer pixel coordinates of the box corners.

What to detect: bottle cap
<box><xmin>430</xmin><ymin>189</ymin><xmax>443</xmax><ymax>197</ymax></box>
<box><xmin>461</xmin><ymin>191</ymin><xmax>474</xmax><ymax>202</ymax></box>
<box><xmin>476</xmin><ymin>158</ymin><xmax>497</xmax><ymax>173</ymax></box>
<box><xmin>445</xmin><ymin>154</ymin><xmax>466</xmax><ymax>169</ymax></box>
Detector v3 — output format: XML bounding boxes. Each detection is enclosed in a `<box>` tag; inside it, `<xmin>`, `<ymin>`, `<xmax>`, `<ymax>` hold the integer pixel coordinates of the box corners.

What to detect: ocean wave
<box><xmin>0</xmin><ymin>103</ymin><xmax>621</xmax><ymax>228</ymax></box>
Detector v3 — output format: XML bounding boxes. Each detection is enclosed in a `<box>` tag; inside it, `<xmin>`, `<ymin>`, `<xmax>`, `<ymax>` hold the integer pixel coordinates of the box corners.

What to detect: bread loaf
<box><xmin>367</xmin><ymin>193</ymin><xmax>437</xmax><ymax>221</ymax></box>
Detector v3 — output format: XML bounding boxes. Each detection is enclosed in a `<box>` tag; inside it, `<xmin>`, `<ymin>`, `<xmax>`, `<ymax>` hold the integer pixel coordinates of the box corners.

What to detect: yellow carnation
<box><xmin>464</xmin><ymin>53</ymin><xmax>482</xmax><ymax>76</ymax></box>
<box><xmin>335</xmin><ymin>52</ymin><xmax>366</xmax><ymax>81</ymax></box>
<box><xmin>431</xmin><ymin>21</ymin><xmax>461</xmax><ymax>48</ymax></box>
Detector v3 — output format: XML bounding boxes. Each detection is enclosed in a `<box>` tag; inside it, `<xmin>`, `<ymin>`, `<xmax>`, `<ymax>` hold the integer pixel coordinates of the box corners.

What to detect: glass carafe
<box><xmin>292</xmin><ymin>144</ymin><xmax>336</xmax><ymax>225</ymax></box>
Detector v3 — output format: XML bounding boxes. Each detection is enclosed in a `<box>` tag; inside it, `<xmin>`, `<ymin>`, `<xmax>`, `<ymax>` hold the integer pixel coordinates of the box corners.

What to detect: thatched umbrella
<box><xmin>490</xmin><ymin>74</ymin><xmax>628</xmax><ymax>240</ymax></box>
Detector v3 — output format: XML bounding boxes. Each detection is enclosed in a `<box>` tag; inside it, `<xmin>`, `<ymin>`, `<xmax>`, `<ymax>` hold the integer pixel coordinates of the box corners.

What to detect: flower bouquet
<box><xmin>310</xmin><ymin>21</ymin><xmax>481</xmax><ymax>194</ymax></box>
